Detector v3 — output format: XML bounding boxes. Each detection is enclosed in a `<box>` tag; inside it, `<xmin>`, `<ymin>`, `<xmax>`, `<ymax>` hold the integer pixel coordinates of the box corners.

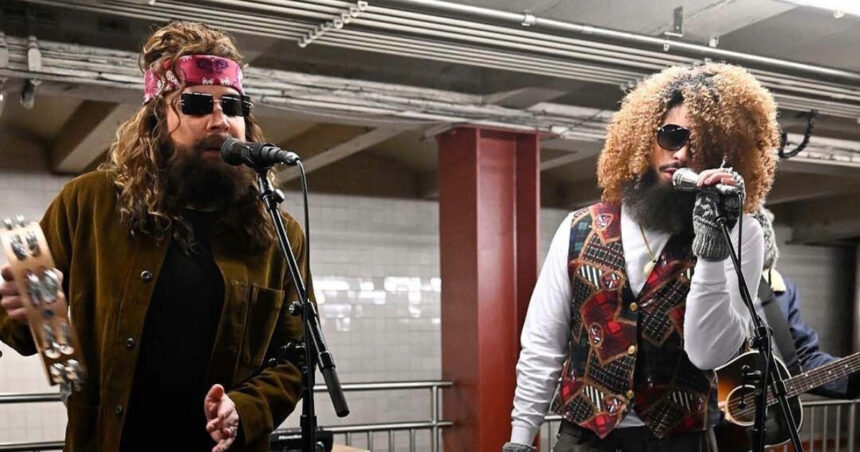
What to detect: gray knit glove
<box><xmin>503</xmin><ymin>442</ymin><xmax>537</xmax><ymax>452</ymax></box>
<box><xmin>692</xmin><ymin>172</ymin><xmax>744</xmax><ymax>262</ymax></box>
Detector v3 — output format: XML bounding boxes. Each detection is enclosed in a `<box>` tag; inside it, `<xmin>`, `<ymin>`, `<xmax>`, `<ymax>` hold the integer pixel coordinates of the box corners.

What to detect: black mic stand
<box><xmin>713</xmin><ymin>199</ymin><xmax>802</xmax><ymax>452</ymax></box>
<box><xmin>253</xmin><ymin>167</ymin><xmax>349</xmax><ymax>452</ymax></box>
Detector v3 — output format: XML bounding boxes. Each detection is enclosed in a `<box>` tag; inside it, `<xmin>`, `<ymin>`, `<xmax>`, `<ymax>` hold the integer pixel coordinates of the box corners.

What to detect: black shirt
<box><xmin>121</xmin><ymin>209</ymin><xmax>224</xmax><ymax>451</ymax></box>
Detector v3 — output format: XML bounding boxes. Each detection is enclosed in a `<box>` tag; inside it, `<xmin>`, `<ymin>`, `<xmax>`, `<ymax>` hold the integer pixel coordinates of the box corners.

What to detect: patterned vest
<box><xmin>550</xmin><ymin>203</ymin><xmax>720</xmax><ymax>438</ymax></box>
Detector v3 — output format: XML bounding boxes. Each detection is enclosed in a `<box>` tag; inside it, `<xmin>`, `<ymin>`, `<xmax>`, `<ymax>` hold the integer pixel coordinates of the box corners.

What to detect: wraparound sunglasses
<box><xmin>179</xmin><ymin>92</ymin><xmax>252</xmax><ymax>117</ymax></box>
<box><xmin>656</xmin><ymin>124</ymin><xmax>691</xmax><ymax>151</ymax></box>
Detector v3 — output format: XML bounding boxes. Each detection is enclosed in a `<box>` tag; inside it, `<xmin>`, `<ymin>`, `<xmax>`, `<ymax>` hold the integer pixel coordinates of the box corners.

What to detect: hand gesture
<box><xmin>204</xmin><ymin>384</ymin><xmax>240</xmax><ymax>452</ymax></box>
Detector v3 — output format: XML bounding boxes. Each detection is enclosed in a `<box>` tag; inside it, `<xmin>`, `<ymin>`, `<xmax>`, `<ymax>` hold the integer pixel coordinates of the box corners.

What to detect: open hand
<box><xmin>204</xmin><ymin>384</ymin><xmax>240</xmax><ymax>452</ymax></box>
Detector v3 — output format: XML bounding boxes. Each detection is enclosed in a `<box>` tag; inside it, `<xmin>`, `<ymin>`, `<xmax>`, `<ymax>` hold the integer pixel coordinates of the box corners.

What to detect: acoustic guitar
<box><xmin>714</xmin><ymin>350</ymin><xmax>860</xmax><ymax>451</ymax></box>
<box><xmin>0</xmin><ymin>216</ymin><xmax>86</xmax><ymax>390</ymax></box>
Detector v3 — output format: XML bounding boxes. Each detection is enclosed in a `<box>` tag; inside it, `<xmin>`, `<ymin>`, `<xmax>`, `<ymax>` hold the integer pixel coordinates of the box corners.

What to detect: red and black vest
<box><xmin>550</xmin><ymin>203</ymin><xmax>720</xmax><ymax>438</ymax></box>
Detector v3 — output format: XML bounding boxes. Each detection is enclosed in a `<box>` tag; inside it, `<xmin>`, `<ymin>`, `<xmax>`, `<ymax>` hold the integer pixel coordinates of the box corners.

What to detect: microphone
<box><xmin>672</xmin><ymin>167</ymin><xmax>741</xmax><ymax>196</ymax></box>
<box><xmin>221</xmin><ymin>137</ymin><xmax>301</xmax><ymax>168</ymax></box>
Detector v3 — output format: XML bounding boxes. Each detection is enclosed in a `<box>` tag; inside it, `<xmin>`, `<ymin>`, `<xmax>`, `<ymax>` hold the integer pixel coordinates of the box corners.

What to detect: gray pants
<box><xmin>553</xmin><ymin>421</ymin><xmax>718</xmax><ymax>452</ymax></box>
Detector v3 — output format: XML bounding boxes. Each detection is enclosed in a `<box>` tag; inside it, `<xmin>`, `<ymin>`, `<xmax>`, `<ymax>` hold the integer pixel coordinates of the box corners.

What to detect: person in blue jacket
<box><xmin>754</xmin><ymin>207</ymin><xmax>859</xmax><ymax>398</ymax></box>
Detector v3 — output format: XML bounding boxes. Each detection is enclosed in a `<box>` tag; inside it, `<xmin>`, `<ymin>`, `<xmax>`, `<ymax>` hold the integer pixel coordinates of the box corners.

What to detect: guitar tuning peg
<box><xmin>15</xmin><ymin>215</ymin><xmax>25</xmax><ymax>227</ymax></box>
<box><xmin>3</xmin><ymin>218</ymin><xmax>12</xmax><ymax>230</ymax></box>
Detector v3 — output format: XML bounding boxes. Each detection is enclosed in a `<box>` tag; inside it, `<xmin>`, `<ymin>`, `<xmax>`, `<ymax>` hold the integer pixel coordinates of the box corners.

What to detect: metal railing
<box><xmin>0</xmin><ymin>380</ymin><xmax>452</xmax><ymax>452</ymax></box>
<box><xmin>540</xmin><ymin>398</ymin><xmax>860</xmax><ymax>452</ymax></box>
<box><xmin>770</xmin><ymin>398</ymin><xmax>858</xmax><ymax>452</ymax></box>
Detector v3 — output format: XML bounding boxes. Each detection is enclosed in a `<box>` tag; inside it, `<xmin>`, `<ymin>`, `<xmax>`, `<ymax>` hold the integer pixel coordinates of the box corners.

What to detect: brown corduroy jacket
<box><xmin>0</xmin><ymin>170</ymin><xmax>310</xmax><ymax>451</ymax></box>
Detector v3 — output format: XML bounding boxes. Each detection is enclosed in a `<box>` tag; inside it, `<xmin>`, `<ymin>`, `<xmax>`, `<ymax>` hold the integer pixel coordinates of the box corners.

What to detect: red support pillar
<box><xmin>438</xmin><ymin>126</ymin><xmax>540</xmax><ymax>451</ymax></box>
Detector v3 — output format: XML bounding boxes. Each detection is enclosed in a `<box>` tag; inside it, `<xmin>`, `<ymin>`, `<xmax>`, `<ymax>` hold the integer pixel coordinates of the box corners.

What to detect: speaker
<box><xmin>269</xmin><ymin>428</ymin><xmax>333</xmax><ymax>452</ymax></box>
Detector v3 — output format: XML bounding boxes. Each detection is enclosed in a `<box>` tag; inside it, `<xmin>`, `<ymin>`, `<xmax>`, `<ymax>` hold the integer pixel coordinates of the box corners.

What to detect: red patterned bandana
<box><xmin>143</xmin><ymin>54</ymin><xmax>244</xmax><ymax>104</ymax></box>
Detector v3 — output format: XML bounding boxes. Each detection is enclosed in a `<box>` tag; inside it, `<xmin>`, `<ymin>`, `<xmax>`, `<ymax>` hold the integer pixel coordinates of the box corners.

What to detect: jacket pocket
<box><xmin>240</xmin><ymin>285</ymin><xmax>286</xmax><ymax>368</ymax></box>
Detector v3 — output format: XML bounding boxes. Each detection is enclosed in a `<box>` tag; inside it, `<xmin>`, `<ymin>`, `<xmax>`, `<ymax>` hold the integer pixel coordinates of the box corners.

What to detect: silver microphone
<box><xmin>220</xmin><ymin>137</ymin><xmax>301</xmax><ymax>168</ymax></box>
<box><xmin>672</xmin><ymin>168</ymin><xmax>741</xmax><ymax>196</ymax></box>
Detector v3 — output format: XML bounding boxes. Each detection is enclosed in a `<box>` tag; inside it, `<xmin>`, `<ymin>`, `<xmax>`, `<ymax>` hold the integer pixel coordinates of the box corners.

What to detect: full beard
<box><xmin>622</xmin><ymin>167</ymin><xmax>696</xmax><ymax>236</ymax></box>
<box><xmin>163</xmin><ymin>133</ymin><xmax>255</xmax><ymax>211</ymax></box>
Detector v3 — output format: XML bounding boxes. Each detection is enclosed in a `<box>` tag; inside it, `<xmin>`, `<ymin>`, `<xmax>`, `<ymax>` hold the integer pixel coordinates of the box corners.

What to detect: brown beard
<box><xmin>622</xmin><ymin>167</ymin><xmax>696</xmax><ymax>235</ymax></box>
<box><xmin>163</xmin><ymin>133</ymin><xmax>255</xmax><ymax>210</ymax></box>
<box><xmin>162</xmin><ymin>133</ymin><xmax>268</xmax><ymax>254</ymax></box>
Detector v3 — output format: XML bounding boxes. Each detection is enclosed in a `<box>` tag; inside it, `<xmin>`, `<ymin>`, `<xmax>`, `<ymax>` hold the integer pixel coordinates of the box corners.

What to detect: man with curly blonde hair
<box><xmin>0</xmin><ymin>22</ymin><xmax>311</xmax><ymax>452</ymax></box>
<box><xmin>505</xmin><ymin>63</ymin><xmax>780</xmax><ymax>452</ymax></box>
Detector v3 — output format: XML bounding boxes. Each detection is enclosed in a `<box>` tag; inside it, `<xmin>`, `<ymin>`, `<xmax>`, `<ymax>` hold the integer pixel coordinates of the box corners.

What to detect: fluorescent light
<box><xmin>781</xmin><ymin>0</ymin><xmax>860</xmax><ymax>17</ymax></box>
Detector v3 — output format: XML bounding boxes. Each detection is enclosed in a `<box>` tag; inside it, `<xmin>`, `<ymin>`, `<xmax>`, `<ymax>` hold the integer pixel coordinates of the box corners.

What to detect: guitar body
<box><xmin>715</xmin><ymin>351</ymin><xmax>802</xmax><ymax>452</ymax></box>
<box><xmin>0</xmin><ymin>216</ymin><xmax>86</xmax><ymax>390</ymax></box>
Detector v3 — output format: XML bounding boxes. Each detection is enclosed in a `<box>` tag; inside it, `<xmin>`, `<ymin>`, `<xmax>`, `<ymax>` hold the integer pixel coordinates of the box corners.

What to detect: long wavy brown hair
<box><xmin>100</xmin><ymin>22</ymin><xmax>274</xmax><ymax>252</ymax></box>
<box><xmin>597</xmin><ymin>63</ymin><xmax>780</xmax><ymax>212</ymax></box>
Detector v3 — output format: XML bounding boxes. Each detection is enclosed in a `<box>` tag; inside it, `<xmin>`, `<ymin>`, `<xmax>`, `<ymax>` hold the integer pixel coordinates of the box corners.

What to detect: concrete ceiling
<box><xmin>436</xmin><ymin>0</ymin><xmax>796</xmax><ymax>41</ymax></box>
<box><xmin>1</xmin><ymin>0</ymin><xmax>860</xmax><ymax>243</ymax></box>
<box><xmin>720</xmin><ymin>6</ymin><xmax>860</xmax><ymax>71</ymax></box>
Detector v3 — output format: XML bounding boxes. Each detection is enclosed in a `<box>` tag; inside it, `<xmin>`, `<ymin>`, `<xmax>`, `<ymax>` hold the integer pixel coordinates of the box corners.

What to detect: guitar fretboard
<box><xmin>782</xmin><ymin>351</ymin><xmax>860</xmax><ymax>400</ymax></box>
<box><xmin>732</xmin><ymin>352</ymin><xmax>860</xmax><ymax>420</ymax></box>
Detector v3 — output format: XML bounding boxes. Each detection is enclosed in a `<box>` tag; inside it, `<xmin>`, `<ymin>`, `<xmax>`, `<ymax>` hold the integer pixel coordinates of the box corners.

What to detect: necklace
<box><xmin>638</xmin><ymin>224</ymin><xmax>658</xmax><ymax>276</ymax></box>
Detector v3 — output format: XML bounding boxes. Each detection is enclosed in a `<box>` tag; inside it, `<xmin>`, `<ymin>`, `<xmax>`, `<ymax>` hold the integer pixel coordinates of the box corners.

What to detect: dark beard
<box><xmin>158</xmin><ymin>134</ymin><xmax>272</xmax><ymax>255</ymax></box>
<box><xmin>623</xmin><ymin>168</ymin><xmax>696</xmax><ymax>235</ymax></box>
<box><xmin>163</xmin><ymin>133</ymin><xmax>254</xmax><ymax>210</ymax></box>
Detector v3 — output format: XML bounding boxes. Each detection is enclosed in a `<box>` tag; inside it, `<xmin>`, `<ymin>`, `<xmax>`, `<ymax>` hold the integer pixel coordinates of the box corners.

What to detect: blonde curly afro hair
<box><xmin>597</xmin><ymin>63</ymin><xmax>780</xmax><ymax>213</ymax></box>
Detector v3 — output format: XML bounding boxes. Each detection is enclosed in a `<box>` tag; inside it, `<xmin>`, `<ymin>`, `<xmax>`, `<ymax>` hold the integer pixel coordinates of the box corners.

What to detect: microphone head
<box><xmin>672</xmin><ymin>167</ymin><xmax>699</xmax><ymax>191</ymax></box>
<box><xmin>220</xmin><ymin>137</ymin><xmax>246</xmax><ymax>166</ymax></box>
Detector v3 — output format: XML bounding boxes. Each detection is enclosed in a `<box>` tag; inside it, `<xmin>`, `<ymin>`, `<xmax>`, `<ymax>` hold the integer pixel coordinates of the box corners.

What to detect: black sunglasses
<box><xmin>179</xmin><ymin>92</ymin><xmax>252</xmax><ymax>117</ymax></box>
<box><xmin>656</xmin><ymin>124</ymin><xmax>691</xmax><ymax>151</ymax></box>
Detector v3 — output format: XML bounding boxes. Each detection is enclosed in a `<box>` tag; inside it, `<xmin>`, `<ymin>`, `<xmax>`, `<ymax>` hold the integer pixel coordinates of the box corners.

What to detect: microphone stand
<box><xmin>713</xmin><ymin>200</ymin><xmax>802</xmax><ymax>452</ymax></box>
<box><xmin>254</xmin><ymin>167</ymin><xmax>349</xmax><ymax>452</ymax></box>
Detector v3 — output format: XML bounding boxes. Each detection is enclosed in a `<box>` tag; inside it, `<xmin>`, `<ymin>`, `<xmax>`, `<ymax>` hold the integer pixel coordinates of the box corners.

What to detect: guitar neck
<box><xmin>769</xmin><ymin>352</ymin><xmax>860</xmax><ymax>406</ymax></box>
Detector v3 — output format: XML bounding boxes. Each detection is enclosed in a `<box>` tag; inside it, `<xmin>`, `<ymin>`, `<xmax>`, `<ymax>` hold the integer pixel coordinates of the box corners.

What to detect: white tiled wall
<box><xmin>772</xmin><ymin>224</ymin><xmax>855</xmax><ymax>357</ymax></box>
<box><xmin>0</xmin><ymin>144</ymin><xmax>854</xmax><ymax>449</ymax></box>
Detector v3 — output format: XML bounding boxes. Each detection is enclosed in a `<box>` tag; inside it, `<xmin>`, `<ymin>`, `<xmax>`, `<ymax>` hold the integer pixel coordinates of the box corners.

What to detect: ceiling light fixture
<box><xmin>781</xmin><ymin>0</ymin><xmax>860</xmax><ymax>18</ymax></box>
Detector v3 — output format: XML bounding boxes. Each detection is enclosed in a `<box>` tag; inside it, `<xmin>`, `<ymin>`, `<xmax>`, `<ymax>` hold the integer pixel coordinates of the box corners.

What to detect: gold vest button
<box><xmin>628</xmin><ymin>345</ymin><xmax>636</xmax><ymax>355</ymax></box>
<box><xmin>626</xmin><ymin>390</ymin><xmax>635</xmax><ymax>400</ymax></box>
<box><xmin>629</xmin><ymin>302</ymin><xmax>638</xmax><ymax>312</ymax></box>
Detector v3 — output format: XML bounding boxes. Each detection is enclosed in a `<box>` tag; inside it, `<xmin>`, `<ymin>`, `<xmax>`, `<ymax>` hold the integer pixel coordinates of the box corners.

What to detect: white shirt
<box><xmin>510</xmin><ymin>204</ymin><xmax>764</xmax><ymax>445</ymax></box>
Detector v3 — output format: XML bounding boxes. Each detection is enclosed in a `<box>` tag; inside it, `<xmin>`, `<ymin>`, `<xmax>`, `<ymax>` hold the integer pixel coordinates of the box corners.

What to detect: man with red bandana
<box><xmin>0</xmin><ymin>22</ymin><xmax>310</xmax><ymax>452</ymax></box>
<box><xmin>504</xmin><ymin>64</ymin><xmax>780</xmax><ymax>451</ymax></box>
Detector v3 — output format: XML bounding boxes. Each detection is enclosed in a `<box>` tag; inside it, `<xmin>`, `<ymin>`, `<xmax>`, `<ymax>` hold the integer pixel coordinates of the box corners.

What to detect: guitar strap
<box><xmin>759</xmin><ymin>273</ymin><xmax>802</xmax><ymax>375</ymax></box>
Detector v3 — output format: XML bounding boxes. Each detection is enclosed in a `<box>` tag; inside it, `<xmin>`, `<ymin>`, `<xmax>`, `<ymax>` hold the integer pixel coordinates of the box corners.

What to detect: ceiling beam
<box><xmin>662</xmin><ymin>0</ymin><xmax>796</xmax><ymax>42</ymax></box>
<box><xmin>50</xmin><ymin>100</ymin><xmax>137</xmax><ymax>174</ymax></box>
<box><xmin>275</xmin><ymin>124</ymin><xmax>403</xmax><ymax>183</ymax></box>
<box><xmin>0</xmin><ymin>128</ymin><xmax>47</xmax><ymax>170</ymax></box>
<box><xmin>281</xmin><ymin>152</ymin><xmax>420</xmax><ymax>199</ymax></box>
<box><xmin>540</xmin><ymin>141</ymin><xmax>602</xmax><ymax>171</ymax></box>
<box><xmin>777</xmin><ymin>157</ymin><xmax>860</xmax><ymax>176</ymax></box>
<box><xmin>483</xmin><ymin>87</ymin><xmax>567</xmax><ymax>109</ymax></box>
<box><xmin>768</xmin><ymin>172</ymin><xmax>860</xmax><ymax>205</ymax></box>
